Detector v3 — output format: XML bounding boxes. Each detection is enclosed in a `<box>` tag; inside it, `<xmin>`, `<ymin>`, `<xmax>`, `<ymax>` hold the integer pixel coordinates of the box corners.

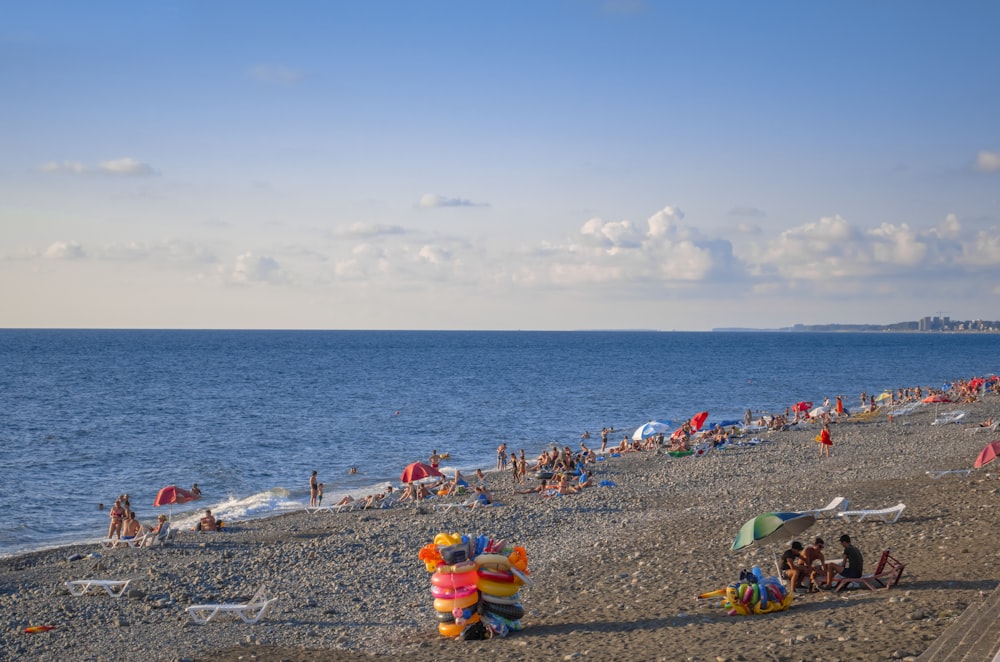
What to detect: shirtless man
<box><xmin>309</xmin><ymin>471</ymin><xmax>319</xmax><ymax>507</ymax></box>
<box><xmin>119</xmin><ymin>511</ymin><xmax>143</xmax><ymax>542</ymax></box>
<box><xmin>195</xmin><ymin>509</ymin><xmax>218</xmax><ymax>532</ymax></box>
<box><xmin>429</xmin><ymin>450</ymin><xmax>441</xmax><ymax>470</ymax></box>
<box><xmin>801</xmin><ymin>537</ymin><xmax>826</xmax><ymax>591</ymax></box>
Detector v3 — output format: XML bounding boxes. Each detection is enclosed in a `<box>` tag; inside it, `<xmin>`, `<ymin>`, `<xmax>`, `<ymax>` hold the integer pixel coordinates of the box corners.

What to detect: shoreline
<box><xmin>2</xmin><ymin>397</ymin><xmax>998</xmax><ymax>661</ymax></box>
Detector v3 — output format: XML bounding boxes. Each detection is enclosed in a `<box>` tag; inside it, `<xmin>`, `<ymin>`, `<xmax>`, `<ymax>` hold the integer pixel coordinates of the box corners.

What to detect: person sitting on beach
<box><xmin>416</xmin><ymin>483</ymin><xmax>432</xmax><ymax>499</ymax></box>
<box><xmin>780</xmin><ymin>541</ymin><xmax>809</xmax><ymax>591</ymax></box>
<box><xmin>398</xmin><ymin>483</ymin><xmax>417</xmax><ymax>502</ymax></box>
<box><xmin>144</xmin><ymin>514</ymin><xmax>171</xmax><ymax>547</ymax></box>
<box><xmin>474</xmin><ymin>468</ymin><xmax>487</xmax><ymax>485</ymax></box>
<box><xmin>824</xmin><ymin>534</ymin><xmax>864</xmax><ymax>587</ymax></box>
<box><xmin>107</xmin><ymin>499</ymin><xmax>126</xmax><ymax>539</ymax></box>
<box><xmin>571</xmin><ymin>471</ymin><xmax>593</xmax><ymax>492</ymax></box>
<box><xmin>514</xmin><ymin>479</ymin><xmax>549</xmax><ymax>495</ymax></box>
<box><xmin>801</xmin><ymin>537</ymin><xmax>827</xmax><ymax>591</ymax></box>
<box><xmin>194</xmin><ymin>509</ymin><xmax>220</xmax><ymax>532</ymax></box>
<box><xmin>470</xmin><ymin>485</ymin><xmax>493</xmax><ymax>507</ymax></box>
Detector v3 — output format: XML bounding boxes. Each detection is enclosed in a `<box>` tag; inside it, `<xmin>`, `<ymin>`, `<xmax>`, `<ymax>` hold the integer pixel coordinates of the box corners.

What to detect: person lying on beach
<box><xmin>968</xmin><ymin>416</ymin><xmax>994</xmax><ymax>429</ymax></box>
<box><xmin>194</xmin><ymin>509</ymin><xmax>220</xmax><ymax>532</ymax></box>
<box><xmin>514</xmin><ymin>479</ymin><xmax>549</xmax><ymax>495</ymax></box>
<box><xmin>335</xmin><ymin>495</ymin><xmax>356</xmax><ymax>507</ymax></box>
<box><xmin>469</xmin><ymin>485</ymin><xmax>493</xmax><ymax>507</ymax></box>
<box><xmin>363</xmin><ymin>486</ymin><xmax>395</xmax><ymax>509</ymax></box>
<box><xmin>571</xmin><ymin>471</ymin><xmax>593</xmax><ymax>492</ymax></box>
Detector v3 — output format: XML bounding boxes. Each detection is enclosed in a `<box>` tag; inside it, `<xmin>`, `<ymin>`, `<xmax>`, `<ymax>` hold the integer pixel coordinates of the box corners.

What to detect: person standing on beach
<box><xmin>600</xmin><ymin>427</ymin><xmax>609</xmax><ymax>453</ymax></box>
<box><xmin>316</xmin><ymin>483</ymin><xmax>324</xmax><ymax>506</ymax></box>
<box><xmin>496</xmin><ymin>443</ymin><xmax>507</xmax><ymax>471</ymax></box>
<box><xmin>518</xmin><ymin>449</ymin><xmax>527</xmax><ymax>483</ymax></box>
<box><xmin>107</xmin><ymin>499</ymin><xmax>125</xmax><ymax>539</ymax></box>
<box><xmin>836</xmin><ymin>396</ymin><xmax>844</xmax><ymax>416</ymax></box>
<box><xmin>818</xmin><ymin>423</ymin><xmax>832</xmax><ymax>456</ymax></box>
<box><xmin>309</xmin><ymin>471</ymin><xmax>319</xmax><ymax>507</ymax></box>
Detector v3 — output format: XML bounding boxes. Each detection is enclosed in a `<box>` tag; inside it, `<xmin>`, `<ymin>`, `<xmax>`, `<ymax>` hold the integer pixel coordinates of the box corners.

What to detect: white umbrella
<box><xmin>809</xmin><ymin>406</ymin><xmax>829</xmax><ymax>418</ymax></box>
<box><xmin>632</xmin><ymin>421</ymin><xmax>671</xmax><ymax>440</ymax></box>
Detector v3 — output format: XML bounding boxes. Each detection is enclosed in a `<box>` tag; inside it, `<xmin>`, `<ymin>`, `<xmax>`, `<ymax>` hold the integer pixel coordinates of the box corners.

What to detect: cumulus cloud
<box><xmin>44</xmin><ymin>241</ymin><xmax>85</xmax><ymax>259</ymax></box>
<box><xmin>38</xmin><ymin>157</ymin><xmax>156</xmax><ymax>176</ymax></box>
<box><xmin>974</xmin><ymin>150</ymin><xmax>1000</xmax><ymax>173</ymax></box>
<box><xmin>248</xmin><ymin>64</ymin><xmax>303</xmax><ymax>85</ymax></box>
<box><xmin>220</xmin><ymin>252</ymin><xmax>288</xmax><ymax>285</ymax></box>
<box><xmin>418</xmin><ymin>194</ymin><xmax>487</xmax><ymax>209</ymax></box>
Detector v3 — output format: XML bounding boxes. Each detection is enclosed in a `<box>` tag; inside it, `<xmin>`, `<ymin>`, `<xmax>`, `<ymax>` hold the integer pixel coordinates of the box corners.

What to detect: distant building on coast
<box><xmin>713</xmin><ymin>316</ymin><xmax>998</xmax><ymax>333</ymax></box>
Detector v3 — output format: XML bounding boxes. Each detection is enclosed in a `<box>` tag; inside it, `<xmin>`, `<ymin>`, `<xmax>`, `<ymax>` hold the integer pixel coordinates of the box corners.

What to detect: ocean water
<box><xmin>0</xmin><ymin>329</ymin><xmax>994</xmax><ymax>558</ymax></box>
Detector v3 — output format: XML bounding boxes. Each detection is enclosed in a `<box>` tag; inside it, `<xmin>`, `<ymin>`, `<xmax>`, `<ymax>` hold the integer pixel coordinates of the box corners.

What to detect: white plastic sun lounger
<box><xmin>66</xmin><ymin>579</ymin><xmax>131</xmax><ymax>598</ymax></box>
<box><xmin>836</xmin><ymin>503</ymin><xmax>906</xmax><ymax>523</ymax></box>
<box><xmin>799</xmin><ymin>496</ymin><xmax>848</xmax><ymax>518</ymax></box>
<box><xmin>98</xmin><ymin>535</ymin><xmax>146</xmax><ymax>549</ymax></box>
<box><xmin>926</xmin><ymin>469</ymin><xmax>973</xmax><ymax>479</ymax></box>
<box><xmin>186</xmin><ymin>586</ymin><xmax>275</xmax><ymax>624</ymax></box>
<box><xmin>931</xmin><ymin>410</ymin><xmax>967</xmax><ymax>425</ymax></box>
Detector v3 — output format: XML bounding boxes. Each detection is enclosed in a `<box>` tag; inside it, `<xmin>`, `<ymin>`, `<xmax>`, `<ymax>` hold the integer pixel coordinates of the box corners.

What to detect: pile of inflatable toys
<box><xmin>697</xmin><ymin>566</ymin><xmax>793</xmax><ymax>616</ymax></box>
<box><xmin>418</xmin><ymin>532</ymin><xmax>530</xmax><ymax>640</ymax></box>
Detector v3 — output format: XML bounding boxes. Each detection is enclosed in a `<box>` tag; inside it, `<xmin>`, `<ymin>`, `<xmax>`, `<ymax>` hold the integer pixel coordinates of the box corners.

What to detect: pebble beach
<box><xmin>2</xmin><ymin>398</ymin><xmax>998</xmax><ymax>662</ymax></box>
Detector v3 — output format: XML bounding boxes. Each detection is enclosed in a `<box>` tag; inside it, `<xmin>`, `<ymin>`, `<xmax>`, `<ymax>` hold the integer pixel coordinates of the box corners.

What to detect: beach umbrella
<box><xmin>153</xmin><ymin>485</ymin><xmax>200</xmax><ymax>521</ymax></box>
<box><xmin>809</xmin><ymin>406</ymin><xmax>829</xmax><ymax>418</ymax></box>
<box><xmin>731</xmin><ymin>511</ymin><xmax>816</xmax><ymax>551</ymax></box>
<box><xmin>632</xmin><ymin>421</ymin><xmax>671</xmax><ymax>441</ymax></box>
<box><xmin>876</xmin><ymin>391</ymin><xmax>893</xmax><ymax>402</ymax></box>
<box><xmin>923</xmin><ymin>394</ymin><xmax>951</xmax><ymax>404</ymax></box>
<box><xmin>690</xmin><ymin>411</ymin><xmax>709</xmax><ymax>432</ymax></box>
<box><xmin>401</xmin><ymin>461</ymin><xmax>443</xmax><ymax>484</ymax></box>
<box><xmin>974</xmin><ymin>441</ymin><xmax>1000</xmax><ymax>469</ymax></box>
<box><xmin>793</xmin><ymin>401</ymin><xmax>813</xmax><ymax>413</ymax></box>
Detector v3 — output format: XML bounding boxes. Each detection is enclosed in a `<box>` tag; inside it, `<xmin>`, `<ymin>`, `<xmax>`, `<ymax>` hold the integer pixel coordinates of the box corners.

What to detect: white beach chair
<box><xmin>433</xmin><ymin>496</ymin><xmax>477</xmax><ymax>511</ymax></box>
<box><xmin>98</xmin><ymin>535</ymin><xmax>145</xmax><ymax>549</ymax></box>
<box><xmin>186</xmin><ymin>586</ymin><xmax>275</xmax><ymax>624</ymax></box>
<box><xmin>304</xmin><ymin>505</ymin><xmax>336</xmax><ymax>514</ymax></box>
<box><xmin>925</xmin><ymin>469</ymin><xmax>973</xmax><ymax>479</ymax></box>
<box><xmin>836</xmin><ymin>503</ymin><xmax>906</xmax><ymax>523</ymax></box>
<box><xmin>799</xmin><ymin>496</ymin><xmax>848</xmax><ymax>518</ymax></box>
<box><xmin>66</xmin><ymin>579</ymin><xmax>131</xmax><ymax>598</ymax></box>
<box><xmin>931</xmin><ymin>410</ymin><xmax>967</xmax><ymax>425</ymax></box>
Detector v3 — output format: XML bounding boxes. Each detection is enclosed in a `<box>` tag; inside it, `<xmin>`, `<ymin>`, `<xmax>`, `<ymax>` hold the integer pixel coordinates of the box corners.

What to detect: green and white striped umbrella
<box><xmin>731</xmin><ymin>511</ymin><xmax>816</xmax><ymax>551</ymax></box>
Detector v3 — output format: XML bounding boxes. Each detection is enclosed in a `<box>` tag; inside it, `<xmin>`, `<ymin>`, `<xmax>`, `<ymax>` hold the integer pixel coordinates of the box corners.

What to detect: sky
<box><xmin>2</xmin><ymin>1</ymin><xmax>999</xmax><ymax>331</ymax></box>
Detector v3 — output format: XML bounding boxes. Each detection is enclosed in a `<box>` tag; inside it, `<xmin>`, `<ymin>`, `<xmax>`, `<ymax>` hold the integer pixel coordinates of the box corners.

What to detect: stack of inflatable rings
<box><xmin>430</xmin><ymin>561</ymin><xmax>481</xmax><ymax>636</ymax></box>
<box><xmin>473</xmin><ymin>553</ymin><xmax>526</xmax><ymax>624</ymax></box>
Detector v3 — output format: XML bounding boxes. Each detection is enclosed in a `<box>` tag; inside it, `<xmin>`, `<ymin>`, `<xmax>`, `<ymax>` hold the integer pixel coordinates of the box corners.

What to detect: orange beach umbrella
<box><xmin>974</xmin><ymin>441</ymin><xmax>1000</xmax><ymax>469</ymax></box>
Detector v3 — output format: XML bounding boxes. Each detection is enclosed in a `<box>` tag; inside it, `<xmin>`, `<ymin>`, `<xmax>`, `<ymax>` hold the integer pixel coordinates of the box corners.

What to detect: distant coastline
<box><xmin>714</xmin><ymin>317</ymin><xmax>1000</xmax><ymax>333</ymax></box>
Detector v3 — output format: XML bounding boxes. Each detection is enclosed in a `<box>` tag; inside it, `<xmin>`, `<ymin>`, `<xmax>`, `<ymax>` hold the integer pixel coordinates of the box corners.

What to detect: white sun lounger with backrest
<box><xmin>799</xmin><ymin>496</ymin><xmax>848</xmax><ymax>518</ymax></box>
<box><xmin>66</xmin><ymin>579</ymin><xmax>131</xmax><ymax>598</ymax></box>
<box><xmin>98</xmin><ymin>535</ymin><xmax>146</xmax><ymax>549</ymax></box>
<box><xmin>186</xmin><ymin>586</ymin><xmax>275</xmax><ymax>624</ymax></box>
<box><xmin>926</xmin><ymin>469</ymin><xmax>973</xmax><ymax>479</ymax></box>
<box><xmin>836</xmin><ymin>502</ymin><xmax>906</xmax><ymax>523</ymax></box>
<box><xmin>931</xmin><ymin>410</ymin><xmax>967</xmax><ymax>425</ymax></box>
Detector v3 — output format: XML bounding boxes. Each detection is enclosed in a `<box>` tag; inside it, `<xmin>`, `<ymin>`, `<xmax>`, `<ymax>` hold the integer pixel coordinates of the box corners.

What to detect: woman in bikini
<box><xmin>107</xmin><ymin>500</ymin><xmax>125</xmax><ymax>539</ymax></box>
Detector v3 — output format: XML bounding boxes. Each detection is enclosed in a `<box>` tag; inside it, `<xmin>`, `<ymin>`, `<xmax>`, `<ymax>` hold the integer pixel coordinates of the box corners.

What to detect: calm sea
<box><xmin>0</xmin><ymin>330</ymin><xmax>995</xmax><ymax>557</ymax></box>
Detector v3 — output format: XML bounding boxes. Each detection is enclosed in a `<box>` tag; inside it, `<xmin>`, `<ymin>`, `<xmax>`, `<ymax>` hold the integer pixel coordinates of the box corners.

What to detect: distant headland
<box><xmin>713</xmin><ymin>315</ymin><xmax>999</xmax><ymax>333</ymax></box>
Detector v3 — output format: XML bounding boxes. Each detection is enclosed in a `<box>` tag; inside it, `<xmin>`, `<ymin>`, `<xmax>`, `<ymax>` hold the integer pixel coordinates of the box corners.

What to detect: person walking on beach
<box><xmin>309</xmin><ymin>471</ymin><xmax>319</xmax><ymax>507</ymax></box>
<box><xmin>818</xmin><ymin>423</ymin><xmax>832</xmax><ymax>456</ymax></box>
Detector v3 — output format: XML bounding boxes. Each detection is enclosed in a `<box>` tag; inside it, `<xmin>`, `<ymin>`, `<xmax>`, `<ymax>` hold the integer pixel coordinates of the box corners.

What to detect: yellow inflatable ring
<box><xmin>474</xmin><ymin>553</ymin><xmax>512</xmax><ymax>571</ymax></box>
<box><xmin>477</xmin><ymin>576</ymin><xmax>522</xmax><ymax>597</ymax></box>
<box><xmin>434</xmin><ymin>532</ymin><xmax>463</xmax><ymax>546</ymax></box>
<box><xmin>433</xmin><ymin>591</ymin><xmax>479</xmax><ymax>612</ymax></box>
<box><xmin>438</xmin><ymin>612</ymin><xmax>479</xmax><ymax>637</ymax></box>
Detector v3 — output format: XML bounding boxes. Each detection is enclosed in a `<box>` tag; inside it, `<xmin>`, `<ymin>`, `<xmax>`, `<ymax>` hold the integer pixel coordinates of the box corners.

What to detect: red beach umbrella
<box><xmin>401</xmin><ymin>462</ymin><xmax>443</xmax><ymax>484</ymax></box>
<box><xmin>793</xmin><ymin>401</ymin><xmax>813</xmax><ymax>413</ymax></box>
<box><xmin>974</xmin><ymin>441</ymin><xmax>1000</xmax><ymax>469</ymax></box>
<box><xmin>153</xmin><ymin>485</ymin><xmax>199</xmax><ymax>507</ymax></box>
<box><xmin>923</xmin><ymin>394</ymin><xmax>951</xmax><ymax>404</ymax></box>
<box><xmin>690</xmin><ymin>411</ymin><xmax>709</xmax><ymax>432</ymax></box>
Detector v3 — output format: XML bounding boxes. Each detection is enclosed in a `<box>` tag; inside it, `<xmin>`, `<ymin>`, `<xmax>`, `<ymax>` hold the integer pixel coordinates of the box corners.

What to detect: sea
<box><xmin>0</xmin><ymin>329</ymin><xmax>995</xmax><ymax>558</ymax></box>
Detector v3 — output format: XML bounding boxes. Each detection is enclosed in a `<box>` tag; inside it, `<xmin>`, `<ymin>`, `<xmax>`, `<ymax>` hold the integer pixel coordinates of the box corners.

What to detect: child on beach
<box><xmin>818</xmin><ymin>423</ymin><xmax>832</xmax><ymax>456</ymax></box>
<box><xmin>316</xmin><ymin>483</ymin><xmax>324</xmax><ymax>506</ymax></box>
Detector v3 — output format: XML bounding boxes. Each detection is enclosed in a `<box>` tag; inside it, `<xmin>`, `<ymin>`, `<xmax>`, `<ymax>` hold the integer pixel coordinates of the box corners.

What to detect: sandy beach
<box><xmin>2</xmin><ymin>397</ymin><xmax>998</xmax><ymax>662</ymax></box>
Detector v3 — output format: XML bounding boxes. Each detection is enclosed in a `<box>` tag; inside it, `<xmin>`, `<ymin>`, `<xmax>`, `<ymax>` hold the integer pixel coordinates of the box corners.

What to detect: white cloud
<box><xmin>974</xmin><ymin>150</ymin><xmax>1000</xmax><ymax>173</ymax></box>
<box><xmin>38</xmin><ymin>157</ymin><xmax>156</xmax><ymax>176</ymax></box>
<box><xmin>44</xmin><ymin>241</ymin><xmax>85</xmax><ymax>259</ymax></box>
<box><xmin>418</xmin><ymin>194</ymin><xmax>486</xmax><ymax>209</ymax></box>
<box><xmin>248</xmin><ymin>65</ymin><xmax>303</xmax><ymax>85</ymax></box>
<box><xmin>221</xmin><ymin>252</ymin><xmax>288</xmax><ymax>285</ymax></box>
<box><xmin>333</xmin><ymin>223</ymin><xmax>407</xmax><ymax>238</ymax></box>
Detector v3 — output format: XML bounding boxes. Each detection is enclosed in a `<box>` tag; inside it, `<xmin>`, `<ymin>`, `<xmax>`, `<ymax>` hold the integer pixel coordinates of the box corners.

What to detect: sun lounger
<box><xmin>828</xmin><ymin>550</ymin><xmax>905</xmax><ymax>592</ymax></box>
<box><xmin>186</xmin><ymin>586</ymin><xmax>275</xmax><ymax>624</ymax></box>
<box><xmin>931</xmin><ymin>410</ymin><xmax>967</xmax><ymax>425</ymax></box>
<box><xmin>98</xmin><ymin>535</ymin><xmax>145</xmax><ymax>549</ymax></box>
<box><xmin>836</xmin><ymin>502</ymin><xmax>906</xmax><ymax>523</ymax></box>
<box><xmin>965</xmin><ymin>421</ymin><xmax>999</xmax><ymax>433</ymax></box>
<box><xmin>799</xmin><ymin>496</ymin><xmax>848</xmax><ymax>518</ymax></box>
<box><xmin>926</xmin><ymin>469</ymin><xmax>973</xmax><ymax>479</ymax></box>
<box><xmin>304</xmin><ymin>504</ymin><xmax>337</xmax><ymax>514</ymax></box>
<box><xmin>66</xmin><ymin>579</ymin><xmax>131</xmax><ymax>598</ymax></box>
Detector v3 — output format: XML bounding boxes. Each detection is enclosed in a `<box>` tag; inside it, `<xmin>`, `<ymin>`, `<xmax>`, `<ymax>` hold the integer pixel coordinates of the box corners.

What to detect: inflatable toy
<box><xmin>421</xmin><ymin>531</ymin><xmax>530</xmax><ymax>638</ymax></box>
<box><xmin>697</xmin><ymin>566</ymin><xmax>792</xmax><ymax>616</ymax></box>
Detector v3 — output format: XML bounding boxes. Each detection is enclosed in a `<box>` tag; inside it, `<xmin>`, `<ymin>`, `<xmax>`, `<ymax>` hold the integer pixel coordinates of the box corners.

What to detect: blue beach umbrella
<box><xmin>632</xmin><ymin>421</ymin><xmax>672</xmax><ymax>441</ymax></box>
<box><xmin>731</xmin><ymin>511</ymin><xmax>816</xmax><ymax>551</ymax></box>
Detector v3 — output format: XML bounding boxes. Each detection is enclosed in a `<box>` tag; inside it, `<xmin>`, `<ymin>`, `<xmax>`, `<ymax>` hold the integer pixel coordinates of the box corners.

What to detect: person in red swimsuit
<box><xmin>107</xmin><ymin>499</ymin><xmax>125</xmax><ymax>539</ymax></box>
<box><xmin>818</xmin><ymin>423</ymin><xmax>832</xmax><ymax>457</ymax></box>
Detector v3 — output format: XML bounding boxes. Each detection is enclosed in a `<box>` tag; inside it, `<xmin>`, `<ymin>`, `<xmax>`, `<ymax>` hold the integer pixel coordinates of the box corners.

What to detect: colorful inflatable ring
<box><xmin>433</xmin><ymin>591</ymin><xmax>479</xmax><ymax>612</ymax></box>
<box><xmin>431</xmin><ymin>567</ymin><xmax>478</xmax><ymax>588</ymax></box>
<box><xmin>477</xmin><ymin>567</ymin><xmax>516</xmax><ymax>582</ymax></box>
<box><xmin>477</xmin><ymin>577</ymin><xmax>521</xmax><ymax>597</ymax></box>
<box><xmin>436</xmin><ymin>609</ymin><xmax>456</xmax><ymax>623</ymax></box>
<box><xmin>481</xmin><ymin>601</ymin><xmax>524</xmax><ymax>620</ymax></box>
<box><xmin>434</xmin><ymin>532</ymin><xmax>463</xmax><ymax>547</ymax></box>
<box><xmin>507</xmin><ymin>546</ymin><xmax>528</xmax><ymax>572</ymax></box>
<box><xmin>438</xmin><ymin>612</ymin><xmax>480</xmax><ymax>637</ymax></box>
<box><xmin>430</xmin><ymin>583</ymin><xmax>477</xmax><ymax>600</ymax></box>
<box><xmin>435</xmin><ymin>560</ymin><xmax>476</xmax><ymax>575</ymax></box>
<box><xmin>474</xmin><ymin>553</ymin><xmax>512</xmax><ymax>571</ymax></box>
<box><xmin>479</xmin><ymin>590</ymin><xmax>521</xmax><ymax>605</ymax></box>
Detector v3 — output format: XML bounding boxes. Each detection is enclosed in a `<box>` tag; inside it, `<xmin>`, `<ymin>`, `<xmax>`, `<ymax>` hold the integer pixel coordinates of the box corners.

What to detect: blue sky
<box><xmin>2</xmin><ymin>1</ymin><xmax>998</xmax><ymax>330</ymax></box>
